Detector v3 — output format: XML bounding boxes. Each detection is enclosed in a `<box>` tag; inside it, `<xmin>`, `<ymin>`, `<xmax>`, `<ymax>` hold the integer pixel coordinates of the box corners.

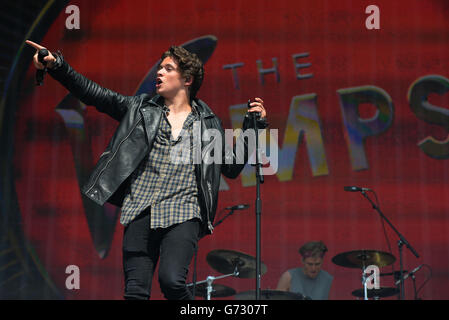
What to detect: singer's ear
<box><xmin>184</xmin><ymin>75</ymin><xmax>193</xmax><ymax>86</ymax></box>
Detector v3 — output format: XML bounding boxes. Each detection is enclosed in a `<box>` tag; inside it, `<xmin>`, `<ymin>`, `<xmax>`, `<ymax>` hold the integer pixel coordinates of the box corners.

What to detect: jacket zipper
<box><xmin>206</xmin><ymin>181</ymin><xmax>214</xmax><ymax>233</ymax></box>
<box><xmin>85</xmin><ymin>117</ymin><xmax>143</xmax><ymax>195</ymax></box>
<box><xmin>199</xmin><ymin>115</ymin><xmax>215</xmax><ymax>234</ymax></box>
<box><xmin>86</xmin><ymin>97</ymin><xmax>146</xmax><ymax>195</ymax></box>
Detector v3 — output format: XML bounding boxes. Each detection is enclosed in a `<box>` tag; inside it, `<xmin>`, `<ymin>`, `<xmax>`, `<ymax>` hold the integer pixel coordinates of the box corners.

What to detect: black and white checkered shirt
<box><xmin>120</xmin><ymin>106</ymin><xmax>201</xmax><ymax>228</ymax></box>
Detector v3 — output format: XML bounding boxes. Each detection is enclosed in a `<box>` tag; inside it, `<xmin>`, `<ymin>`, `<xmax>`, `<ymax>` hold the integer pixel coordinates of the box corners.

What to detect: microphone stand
<box><xmin>411</xmin><ymin>274</ymin><xmax>419</xmax><ymax>300</ymax></box>
<box><xmin>360</xmin><ymin>190</ymin><xmax>419</xmax><ymax>300</ymax></box>
<box><xmin>213</xmin><ymin>208</ymin><xmax>237</xmax><ymax>228</ymax></box>
<box><xmin>248</xmin><ymin>101</ymin><xmax>264</xmax><ymax>300</ymax></box>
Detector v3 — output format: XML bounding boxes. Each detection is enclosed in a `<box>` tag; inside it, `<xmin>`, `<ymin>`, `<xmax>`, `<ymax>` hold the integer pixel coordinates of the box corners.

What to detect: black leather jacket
<box><xmin>48</xmin><ymin>55</ymin><xmax>266</xmax><ymax>236</ymax></box>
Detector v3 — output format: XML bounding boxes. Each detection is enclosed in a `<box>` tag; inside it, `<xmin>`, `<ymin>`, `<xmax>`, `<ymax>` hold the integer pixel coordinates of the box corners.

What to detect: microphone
<box><xmin>247</xmin><ymin>99</ymin><xmax>261</xmax><ymax>119</ymax></box>
<box><xmin>36</xmin><ymin>48</ymin><xmax>49</xmax><ymax>86</ymax></box>
<box><xmin>395</xmin><ymin>264</ymin><xmax>424</xmax><ymax>285</ymax></box>
<box><xmin>225</xmin><ymin>204</ymin><xmax>250</xmax><ymax>210</ymax></box>
<box><xmin>344</xmin><ymin>186</ymin><xmax>371</xmax><ymax>192</ymax></box>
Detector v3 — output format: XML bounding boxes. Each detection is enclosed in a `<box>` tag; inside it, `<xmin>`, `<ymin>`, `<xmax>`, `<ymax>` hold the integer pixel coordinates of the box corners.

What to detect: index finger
<box><xmin>25</xmin><ymin>40</ymin><xmax>46</xmax><ymax>51</ymax></box>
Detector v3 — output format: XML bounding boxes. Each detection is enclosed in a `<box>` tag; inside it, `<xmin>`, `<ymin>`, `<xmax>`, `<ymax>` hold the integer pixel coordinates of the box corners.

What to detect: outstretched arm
<box><xmin>26</xmin><ymin>40</ymin><xmax>137</xmax><ymax>121</ymax></box>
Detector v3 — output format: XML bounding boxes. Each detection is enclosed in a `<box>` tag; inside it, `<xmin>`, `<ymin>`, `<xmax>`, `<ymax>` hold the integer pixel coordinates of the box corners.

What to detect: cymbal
<box><xmin>206</xmin><ymin>249</ymin><xmax>267</xmax><ymax>278</ymax></box>
<box><xmin>332</xmin><ymin>250</ymin><xmax>396</xmax><ymax>269</ymax></box>
<box><xmin>189</xmin><ymin>283</ymin><xmax>236</xmax><ymax>298</ymax></box>
<box><xmin>235</xmin><ymin>290</ymin><xmax>308</xmax><ymax>300</ymax></box>
<box><xmin>351</xmin><ymin>287</ymin><xmax>399</xmax><ymax>299</ymax></box>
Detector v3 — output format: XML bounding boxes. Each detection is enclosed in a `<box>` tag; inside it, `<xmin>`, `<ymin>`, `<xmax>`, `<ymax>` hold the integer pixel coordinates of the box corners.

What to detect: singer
<box><xmin>26</xmin><ymin>40</ymin><xmax>268</xmax><ymax>300</ymax></box>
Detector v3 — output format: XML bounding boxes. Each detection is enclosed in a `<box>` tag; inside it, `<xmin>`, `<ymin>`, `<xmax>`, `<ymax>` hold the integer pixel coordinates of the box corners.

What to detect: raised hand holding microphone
<box><xmin>25</xmin><ymin>40</ymin><xmax>57</xmax><ymax>85</ymax></box>
<box><xmin>247</xmin><ymin>97</ymin><xmax>267</xmax><ymax>119</ymax></box>
<box><xmin>36</xmin><ymin>48</ymin><xmax>49</xmax><ymax>86</ymax></box>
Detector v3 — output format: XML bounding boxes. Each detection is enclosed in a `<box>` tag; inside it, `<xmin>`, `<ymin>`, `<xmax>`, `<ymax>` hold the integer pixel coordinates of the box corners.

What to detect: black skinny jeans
<box><xmin>122</xmin><ymin>210</ymin><xmax>200</xmax><ymax>300</ymax></box>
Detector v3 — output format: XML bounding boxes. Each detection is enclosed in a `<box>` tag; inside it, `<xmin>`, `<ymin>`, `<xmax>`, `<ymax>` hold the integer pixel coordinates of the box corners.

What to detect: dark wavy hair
<box><xmin>160</xmin><ymin>46</ymin><xmax>204</xmax><ymax>99</ymax></box>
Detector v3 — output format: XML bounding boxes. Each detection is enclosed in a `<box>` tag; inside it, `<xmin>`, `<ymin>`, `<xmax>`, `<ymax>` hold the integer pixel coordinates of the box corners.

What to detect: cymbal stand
<box><xmin>360</xmin><ymin>258</ymin><xmax>371</xmax><ymax>301</ymax></box>
<box><xmin>398</xmin><ymin>239</ymin><xmax>405</xmax><ymax>299</ymax></box>
<box><xmin>411</xmin><ymin>273</ymin><xmax>419</xmax><ymax>300</ymax></box>
<box><xmin>362</xmin><ymin>265</ymin><xmax>383</xmax><ymax>300</ymax></box>
<box><xmin>359</xmin><ymin>190</ymin><xmax>419</xmax><ymax>300</ymax></box>
<box><xmin>362</xmin><ymin>266</ymin><xmax>368</xmax><ymax>300</ymax></box>
<box><xmin>192</xmin><ymin>206</ymin><xmax>239</xmax><ymax>300</ymax></box>
<box><xmin>187</xmin><ymin>266</ymin><xmax>240</xmax><ymax>300</ymax></box>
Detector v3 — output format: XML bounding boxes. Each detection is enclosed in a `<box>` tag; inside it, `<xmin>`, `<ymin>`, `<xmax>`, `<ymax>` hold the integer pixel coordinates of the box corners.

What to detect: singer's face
<box><xmin>302</xmin><ymin>256</ymin><xmax>323</xmax><ymax>279</ymax></box>
<box><xmin>156</xmin><ymin>56</ymin><xmax>188</xmax><ymax>99</ymax></box>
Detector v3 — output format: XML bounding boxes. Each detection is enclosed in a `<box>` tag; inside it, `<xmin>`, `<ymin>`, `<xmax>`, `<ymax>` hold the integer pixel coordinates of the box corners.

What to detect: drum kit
<box><xmin>191</xmin><ymin>190</ymin><xmax>418</xmax><ymax>300</ymax></box>
<box><xmin>187</xmin><ymin>249</ymin><xmax>306</xmax><ymax>300</ymax></box>
<box><xmin>331</xmin><ymin>249</ymin><xmax>400</xmax><ymax>300</ymax></box>
<box><xmin>188</xmin><ymin>248</ymin><xmax>401</xmax><ymax>300</ymax></box>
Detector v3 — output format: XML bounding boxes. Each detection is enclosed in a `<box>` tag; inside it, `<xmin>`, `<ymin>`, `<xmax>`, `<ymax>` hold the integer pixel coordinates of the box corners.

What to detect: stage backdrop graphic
<box><xmin>9</xmin><ymin>0</ymin><xmax>449</xmax><ymax>299</ymax></box>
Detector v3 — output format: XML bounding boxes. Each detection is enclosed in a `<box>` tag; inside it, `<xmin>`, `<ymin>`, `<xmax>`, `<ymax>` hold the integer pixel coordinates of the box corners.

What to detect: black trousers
<box><xmin>122</xmin><ymin>210</ymin><xmax>200</xmax><ymax>300</ymax></box>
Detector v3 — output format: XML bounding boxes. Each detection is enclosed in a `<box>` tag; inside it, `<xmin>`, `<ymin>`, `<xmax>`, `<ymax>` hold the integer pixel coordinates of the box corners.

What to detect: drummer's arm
<box><xmin>276</xmin><ymin>271</ymin><xmax>291</xmax><ymax>291</ymax></box>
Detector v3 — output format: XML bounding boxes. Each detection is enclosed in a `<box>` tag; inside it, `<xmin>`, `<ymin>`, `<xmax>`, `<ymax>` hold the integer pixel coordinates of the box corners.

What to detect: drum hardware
<box><xmin>195</xmin><ymin>283</ymin><xmax>236</xmax><ymax>299</ymax></box>
<box><xmin>188</xmin><ymin>249</ymin><xmax>268</xmax><ymax>300</ymax></box>
<box><xmin>206</xmin><ymin>249</ymin><xmax>267</xmax><ymax>279</ymax></box>
<box><xmin>332</xmin><ymin>250</ymin><xmax>396</xmax><ymax>269</ymax></box>
<box><xmin>189</xmin><ymin>203</ymin><xmax>252</xmax><ymax>300</ymax></box>
<box><xmin>235</xmin><ymin>289</ymin><xmax>308</xmax><ymax>300</ymax></box>
<box><xmin>187</xmin><ymin>266</ymin><xmax>239</xmax><ymax>300</ymax></box>
<box><xmin>351</xmin><ymin>287</ymin><xmax>399</xmax><ymax>299</ymax></box>
<box><xmin>346</xmin><ymin>188</ymin><xmax>420</xmax><ymax>299</ymax></box>
<box><xmin>380</xmin><ymin>270</ymin><xmax>407</xmax><ymax>278</ymax></box>
<box><xmin>187</xmin><ymin>280</ymin><xmax>237</xmax><ymax>299</ymax></box>
<box><xmin>332</xmin><ymin>249</ymin><xmax>396</xmax><ymax>300</ymax></box>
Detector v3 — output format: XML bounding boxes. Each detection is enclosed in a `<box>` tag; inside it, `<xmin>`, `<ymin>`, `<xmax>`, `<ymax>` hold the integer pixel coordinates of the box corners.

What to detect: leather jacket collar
<box><xmin>147</xmin><ymin>94</ymin><xmax>215</xmax><ymax>119</ymax></box>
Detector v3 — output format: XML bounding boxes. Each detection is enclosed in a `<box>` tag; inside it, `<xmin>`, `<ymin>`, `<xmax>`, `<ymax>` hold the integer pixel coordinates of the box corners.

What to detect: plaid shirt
<box><xmin>120</xmin><ymin>106</ymin><xmax>201</xmax><ymax>228</ymax></box>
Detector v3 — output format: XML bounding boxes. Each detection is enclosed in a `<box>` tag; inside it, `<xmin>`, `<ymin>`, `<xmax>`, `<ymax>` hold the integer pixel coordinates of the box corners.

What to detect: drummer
<box><xmin>276</xmin><ymin>241</ymin><xmax>333</xmax><ymax>300</ymax></box>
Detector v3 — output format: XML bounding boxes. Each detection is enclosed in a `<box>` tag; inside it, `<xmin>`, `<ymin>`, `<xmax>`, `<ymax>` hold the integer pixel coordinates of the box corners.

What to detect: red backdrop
<box><xmin>14</xmin><ymin>0</ymin><xmax>449</xmax><ymax>299</ymax></box>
